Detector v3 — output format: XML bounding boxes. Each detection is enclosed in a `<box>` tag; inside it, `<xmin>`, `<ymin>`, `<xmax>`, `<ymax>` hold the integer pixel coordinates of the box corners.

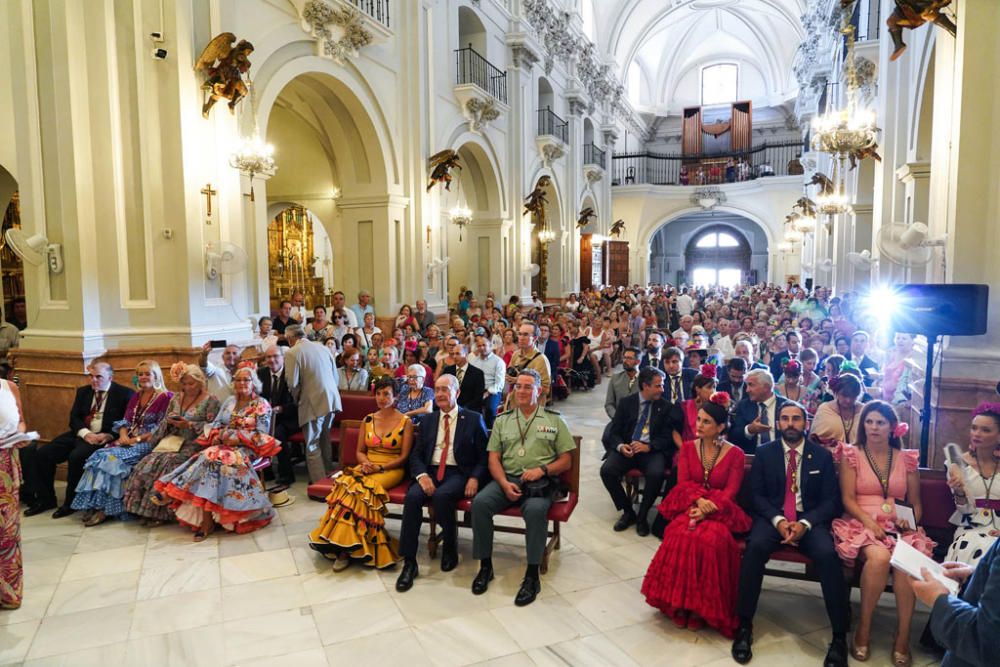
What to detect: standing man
<box><xmin>22</xmin><ymin>361</ymin><xmax>134</xmax><ymax>517</ymax></box>
<box><xmin>199</xmin><ymin>342</ymin><xmax>241</xmax><ymax>403</ymax></box>
<box><xmin>471</xmin><ymin>369</ymin><xmax>575</xmax><ymax>606</ymax></box>
<box><xmin>258</xmin><ymin>345</ymin><xmax>299</xmax><ymax>487</ymax></box>
<box><xmin>470</xmin><ymin>333</ymin><xmax>506</xmax><ymax>429</ymax></box>
<box><xmin>604</xmin><ymin>347</ymin><xmax>641</xmax><ymax>420</ymax></box>
<box><xmin>675</xmin><ymin>288</ymin><xmax>694</xmax><ymax>317</ymax></box>
<box><xmin>414</xmin><ymin>299</ymin><xmax>436</xmax><ymax>334</ymax></box>
<box><xmin>506</xmin><ymin>323</ymin><xmax>551</xmax><ymax>406</ymax></box>
<box><xmin>441</xmin><ymin>343</ymin><xmax>486</xmax><ymax>414</ymax></box>
<box><xmin>600</xmin><ymin>367</ymin><xmax>673</xmax><ymax>536</ymax></box>
<box><xmin>395</xmin><ymin>375</ymin><xmax>488</xmax><ymax>592</ymax></box>
<box><xmin>732</xmin><ymin>402</ymin><xmax>847</xmax><ymax>666</ymax></box>
<box><xmin>730</xmin><ymin>369</ymin><xmax>788</xmax><ymax>454</ymax></box>
<box><xmin>350</xmin><ymin>290</ymin><xmax>375</xmax><ymax>328</ymax></box>
<box><xmin>330</xmin><ymin>290</ymin><xmax>358</xmax><ymax>328</ymax></box>
<box><xmin>849</xmin><ymin>330</ymin><xmax>881</xmax><ymax>386</ymax></box>
<box><xmin>283</xmin><ymin>325</ymin><xmax>342</xmax><ymax>483</ymax></box>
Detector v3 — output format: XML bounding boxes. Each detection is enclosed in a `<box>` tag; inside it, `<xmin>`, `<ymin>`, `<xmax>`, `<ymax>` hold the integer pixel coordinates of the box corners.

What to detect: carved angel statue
<box><xmin>427</xmin><ymin>150</ymin><xmax>462</xmax><ymax>192</ymax></box>
<box><xmin>195</xmin><ymin>33</ymin><xmax>254</xmax><ymax>118</ymax></box>
<box><xmin>610</xmin><ymin>219</ymin><xmax>626</xmax><ymax>238</ymax></box>
<box><xmin>887</xmin><ymin>0</ymin><xmax>955</xmax><ymax>62</ymax></box>
<box><xmin>809</xmin><ymin>172</ymin><xmax>836</xmax><ymax>196</ymax></box>
<box><xmin>848</xmin><ymin>143</ymin><xmax>883</xmax><ymax>170</ymax></box>
<box><xmin>523</xmin><ymin>177</ymin><xmax>551</xmax><ymax>218</ymax></box>
<box><xmin>576</xmin><ymin>207</ymin><xmax>596</xmax><ymax>228</ymax></box>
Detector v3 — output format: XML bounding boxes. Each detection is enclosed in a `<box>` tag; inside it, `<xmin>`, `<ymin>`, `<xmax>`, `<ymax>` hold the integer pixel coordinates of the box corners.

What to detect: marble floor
<box><xmin>3</xmin><ymin>384</ymin><xmax>942</xmax><ymax>667</ymax></box>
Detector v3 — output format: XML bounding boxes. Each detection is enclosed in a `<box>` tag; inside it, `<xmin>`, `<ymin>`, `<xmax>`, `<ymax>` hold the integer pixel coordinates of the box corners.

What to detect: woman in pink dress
<box><xmin>832</xmin><ymin>400</ymin><xmax>935</xmax><ymax>665</ymax></box>
<box><xmin>642</xmin><ymin>392</ymin><xmax>751</xmax><ymax>637</ymax></box>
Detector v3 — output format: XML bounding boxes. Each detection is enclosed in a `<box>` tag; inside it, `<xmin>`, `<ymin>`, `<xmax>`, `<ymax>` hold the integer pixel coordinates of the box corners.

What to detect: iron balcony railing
<box><xmin>345</xmin><ymin>0</ymin><xmax>390</xmax><ymax>29</ymax></box>
<box><xmin>537</xmin><ymin>107</ymin><xmax>568</xmax><ymax>143</ymax></box>
<box><xmin>611</xmin><ymin>141</ymin><xmax>805</xmax><ymax>186</ymax></box>
<box><xmin>583</xmin><ymin>143</ymin><xmax>606</xmax><ymax>168</ymax></box>
<box><xmin>454</xmin><ymin>44</ymin><xmax>508</xmax><ymax>104</ymax></box>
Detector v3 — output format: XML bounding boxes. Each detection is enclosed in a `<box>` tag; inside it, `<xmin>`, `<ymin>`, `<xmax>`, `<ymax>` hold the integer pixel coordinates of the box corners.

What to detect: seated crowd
<box><xmin>3</xmin><ymin>283</ymin><xmax>996</xmax><ymax>667</ymax></box>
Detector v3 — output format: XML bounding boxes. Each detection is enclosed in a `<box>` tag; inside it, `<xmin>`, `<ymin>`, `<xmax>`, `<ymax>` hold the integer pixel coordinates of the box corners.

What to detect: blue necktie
<box><xmin>632</xmin><ymin>401</ymin><xmax>651</xmax><ymax>442</ymax></box>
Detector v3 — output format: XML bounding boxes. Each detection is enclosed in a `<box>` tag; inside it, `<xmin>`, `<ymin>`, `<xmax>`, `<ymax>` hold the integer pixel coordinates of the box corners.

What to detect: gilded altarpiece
<box><xmin>267</xmin><ymin>206</ymin><xmax>326</xmax><ymax>313</ymax></box>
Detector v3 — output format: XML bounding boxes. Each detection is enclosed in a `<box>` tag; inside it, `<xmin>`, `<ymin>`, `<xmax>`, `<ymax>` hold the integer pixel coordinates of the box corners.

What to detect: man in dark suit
<box><xmin>662</xmin><ymin>346</ymin><xmax>698</xmax><ymax>405</ymax></box>
<box><xmin>849</xmin><ymin>330</ymin><xmax>881</xmax><ymax>387</ymax></box>
<box><xmin>396</xmin><ymin>374</ymin><xmax>488</xmax><ymax>592</ymax></box>
<box><xmin>732</xmin><ymin>402</ymin><xmax>848</xmax><ymax>667</ymax></box>
<box><xmin>21</xmin><ymin>361</ymin><xmax>134</xmax><ymax>517</ymax></box>
<box><xmin>258</xmin><ymin>345</ymin><xmax>299</xmax><ymax>486</ymax></box>
<box><xmin>599</xmin><ymin>366</ymin><xmax>674</xmax><ymax>537</ymax></box>
<box><xmin>768</xmin><ymin>330</ymin><xmax>801</xmax><ymax>380</ymax></box>
<box><xmin>730</xmin><ymin>369</ymin><xmax>788</xmax><ymax>454</ymax></box>
<box><xmin>717</xmin><ymin>357</ymin><xmax>748</xmax><ymax>405</ymax></box>
<box><xmin>638</xmin><ymin>331</ymin><xmax>665</xmax><ymax>370</ymax></box>
<box><xmin>441</xmin><ymin>343</ymin><xmax>486</xmax><ymax>414</ymax></box>
<box><xmin>537</xmin><ymin>323</ymin><xmax>561</xmax><ymax>381</ymax></box>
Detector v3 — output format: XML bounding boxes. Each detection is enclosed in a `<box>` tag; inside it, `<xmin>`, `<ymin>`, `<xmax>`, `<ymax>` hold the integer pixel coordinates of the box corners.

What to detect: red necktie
<box><xmin>784</xmin><ymin>448</ymin><xmax>798</xmax><ymax>521</ymax></box>
<box><xmin>436</xmin><ymin>413</ymin><xmax>451</xmax><ymax>481</ymax></box>
<box><xmin>85</xmin><ymin>391</ymin><xmax>105</xmax><ymax>430</ymax></box>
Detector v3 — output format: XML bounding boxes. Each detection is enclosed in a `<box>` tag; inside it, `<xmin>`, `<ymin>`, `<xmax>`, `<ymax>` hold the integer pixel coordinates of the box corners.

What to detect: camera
<box><xmin>150</xmin><ymin>31</ymin><xmax>164</xmax><ymax>42</ymax></box>
<box><xmin>152</xmin><ymin>48</ymin><xmax>168</xmax><ymax>60</ymax></box>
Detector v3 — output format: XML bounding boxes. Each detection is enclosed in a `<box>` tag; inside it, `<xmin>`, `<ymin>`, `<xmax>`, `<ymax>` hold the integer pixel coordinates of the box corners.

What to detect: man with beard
<box><xmin>639</xmin><ymin>331</ymin><xmax>665</xmax><ymax>370</ymax></box>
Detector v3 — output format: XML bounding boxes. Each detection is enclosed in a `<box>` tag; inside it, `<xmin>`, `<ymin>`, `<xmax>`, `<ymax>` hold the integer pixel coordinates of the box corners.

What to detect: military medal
<box><xmin>514</xmin><ymin>409</ymin><xmax>538</xmax><ymax>460</ymax></box>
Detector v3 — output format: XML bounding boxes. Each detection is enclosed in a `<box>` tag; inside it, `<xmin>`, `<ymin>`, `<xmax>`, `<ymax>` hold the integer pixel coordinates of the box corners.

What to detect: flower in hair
<box><xmin>169</xmin><ymin>361</ymin><xmax>188</xmax><ymax>384</ymax></box>
<box><xmin>237</xmin><ymin>360</ymin><xmax>257</xmax><ymax>373</ymax></box>
<box><xmin>783</xmin><ymin>359</ymin><xmax>802</xmax><ymax>374</ymax></box>
<box><xmin>709</xmin><ymin>391</ymin><xmax>731</xmax><ymax>409</ymax></box>
<box><xmin>839</xmin><ymin>360</ymin><xmax>861</xmax><ymax>375</ymax></box>
<box><xmin>972</xmin><ymin>402</ymin><xmax>1000</xmax><ymax>418</ymax></box>
<box><xmin>892</xmin><ymin>422</ymin><xmax>909</xmax><ymax>439</ymax></box>
<box><xmin>699</xmin><ymin>362</ymin><xmax>718</xmax><ymax>379</ymax></box>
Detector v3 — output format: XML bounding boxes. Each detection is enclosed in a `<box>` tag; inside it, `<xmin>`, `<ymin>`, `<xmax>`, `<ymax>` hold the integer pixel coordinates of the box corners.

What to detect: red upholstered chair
<box><xmin>307</xmin><ymin>420</ymin><xmax>364</xmax><ymax>500</ymax></box>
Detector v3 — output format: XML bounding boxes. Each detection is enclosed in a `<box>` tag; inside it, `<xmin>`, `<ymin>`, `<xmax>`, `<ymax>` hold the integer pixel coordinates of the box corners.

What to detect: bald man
<box><xmin>200</xmin><ymin>341</ymin><xmax>241</xmax><ymax>403</ymax></box>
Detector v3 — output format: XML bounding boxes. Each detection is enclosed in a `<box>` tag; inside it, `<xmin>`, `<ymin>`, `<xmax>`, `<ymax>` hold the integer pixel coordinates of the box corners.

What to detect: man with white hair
<box><xmin>672</xmin><ymin>314</ymin><xmax>695</xmax><ymax>340</ymax></box>
<box><xmin>730</xmin><ymin>369</ymin><xmax>789</xmax><ymax>454</ymax></box>
<box><xmin>284</xmin><ymin>325</ymin><xmax>342</xmax><ymax>482</ymax></box>
<box><xmin>258</xmin><ymin>345</ymin><xmax>299</xmax><ymax>487</ymax></box>
<box><xmin>414</xmin><ymin>299</ymin><xmax>436</xmax><ymax>333</ymax></box>
<box><xmin>734</xmin><ymin>339</ymin><xmax>767</xmax><ymax>372</ymax></box>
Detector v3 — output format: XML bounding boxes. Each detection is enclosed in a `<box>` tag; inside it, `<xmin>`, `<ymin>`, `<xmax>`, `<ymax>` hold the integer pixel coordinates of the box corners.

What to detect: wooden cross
<box><xmin>200</xmin><ymin>183</ymin><xmax>217</xmax><ymax>217</ymax></box>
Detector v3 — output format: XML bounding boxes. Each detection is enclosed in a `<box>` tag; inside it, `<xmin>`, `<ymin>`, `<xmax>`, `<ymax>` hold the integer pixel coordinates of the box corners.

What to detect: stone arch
<box><xmin>457</xmin><ymin>4</ymin><xmax>487</xmax><ymax>57</ymax></box>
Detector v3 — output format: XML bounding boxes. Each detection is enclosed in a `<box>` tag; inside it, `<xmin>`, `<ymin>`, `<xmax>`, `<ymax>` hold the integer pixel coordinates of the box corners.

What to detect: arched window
<box><xmin>695</xmin><ymin>232</ymin><xmax>740</xmax><ymax>248</ymax></box>
<box><xmin>686</xmin><ymin>226</ymin><xmax>751</xmax><ymax>287</ymax></box>
<box><xmin>702</xmin><ymin>63</ymin><xmax>738</xmax><ymax>106</ymax></box>
<box><xmin>628</xmin><ymin>61</ymin><xmax>642</xmax><ymax>106</ymax></box>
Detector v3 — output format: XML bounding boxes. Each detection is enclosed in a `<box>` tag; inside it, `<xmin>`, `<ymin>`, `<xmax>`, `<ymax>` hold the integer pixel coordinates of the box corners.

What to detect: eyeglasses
<box><xmin>513</xmin><ymin>383</ymin><xmax>537</xmax><ymax>390</ymax></box>
<box><xmin>406</xmin><ymin>375</ymin><xmax>420</xmax><ymax>380</ymax></box>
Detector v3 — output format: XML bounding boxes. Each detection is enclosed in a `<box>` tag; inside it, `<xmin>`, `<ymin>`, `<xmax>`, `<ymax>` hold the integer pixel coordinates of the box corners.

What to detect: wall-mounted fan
<box><xmin>205</xmin><ymin>242</ymin><xmax>248</xmax><ymax>281</ymax></box>
<box><xmin>876</xmin><ymin>222</ymin><xmax>945</xmax><ymax>268</ymax></box>
<box><xmin>847</xmin><ymin>249</ymin><xmax>879</xmax><ymax>271</ymax></box>
<box><xmin>4</xmin><ymin>229</ymin><xmax>64</xmax><ymax>273</ymax></box>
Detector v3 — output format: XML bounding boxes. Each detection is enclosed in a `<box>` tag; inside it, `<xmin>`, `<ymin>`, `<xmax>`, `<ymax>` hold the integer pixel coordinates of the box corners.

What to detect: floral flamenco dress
<box><xmin>832</xmin><ymin>445</ymin><xmax>936</xmax><ymax>565</ymax></box>
<box><xmin>307</xmin><ymin>414</ymin><xmax>408</xmax><ymax>568</ymax></box>
<box><xmin>0</xmin><ymin>379</ymin><xmax>25</xmax><ymax>609</ymax></box>
<box><xmin>71</xmin><ymin>390</ymin><xmax>173</xmax><ymax>518</ymax></box>
<box><xmin>642</xmin><ymin>440</ymin><xmax>750</xmax><ymax>638</ymax></box>
<box><xmin>154</xmin><ymin>396</ymin><xmax>280</xmax><ymax>534</ymax></box>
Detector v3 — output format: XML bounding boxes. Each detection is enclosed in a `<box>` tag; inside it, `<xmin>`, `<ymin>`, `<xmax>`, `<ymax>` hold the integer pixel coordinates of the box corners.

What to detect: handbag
<box><xmin>152</xmin><ymin>434</ymin><xmax>184</xmax><ymax>453</ymax></box>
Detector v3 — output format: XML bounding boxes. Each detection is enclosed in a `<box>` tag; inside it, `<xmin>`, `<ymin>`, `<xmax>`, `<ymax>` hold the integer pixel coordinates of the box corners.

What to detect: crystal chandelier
<box><xmin>794</xmin><ymin>213</ymin><xmax>817</xmax><ymax>233</ymax></box>
<box><xmin>810</xmin><ymin>4</ymin><xmax>878</xmax><ymax>158</ymax></box>
<box><xmin>538</xmin><ymin>227</ymin><xmax>557</xmax><ymax>244</ymax></box>
<box><xmin>229</xmin><ymin>79</ymin><xmax>275</xmax><ymax>202</ymax></box>
<box><xmin>816</xmin><ymin>191</ymin><xmax>850</xmax><ymax>215</ymax></box>
<box><xmin>784</xmin><ymin>228</ymin><xmax>803</xmax><ymax>243</ymax></box>
<box><xmin>448</xmin><ymin>204</ymin><xmax>472</xmax><ymax>241</ymax></box>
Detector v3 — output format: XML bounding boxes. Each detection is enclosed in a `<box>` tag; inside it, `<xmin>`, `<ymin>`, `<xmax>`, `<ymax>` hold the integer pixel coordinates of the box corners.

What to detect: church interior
<box><xmin>1</xmin><ymin>0</ymin><xmax>998</xmax><ymax>665</ymax></box>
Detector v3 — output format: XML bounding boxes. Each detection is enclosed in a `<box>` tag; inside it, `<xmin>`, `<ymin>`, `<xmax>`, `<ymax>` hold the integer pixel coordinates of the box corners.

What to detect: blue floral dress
<box><xmin>155</xmin><ymin>396</ymin><xmax>280</xmax><ymax>533</ymax></box>
<box><xmin>71</xmin><ymin>390</ymin><xmax>172</xmax><ymax>517</ymax></box>
<box><xmin>395</xmin><ymin>386</ymin><xmax>433</xmax><ymax>414</ymax></box>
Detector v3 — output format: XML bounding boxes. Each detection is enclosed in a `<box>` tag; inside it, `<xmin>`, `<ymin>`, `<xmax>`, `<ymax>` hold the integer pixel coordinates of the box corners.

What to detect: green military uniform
<box><xmin>471</xmin><ymin>405</ymin><xmax>576</xmax><ymax>565</ymax></box>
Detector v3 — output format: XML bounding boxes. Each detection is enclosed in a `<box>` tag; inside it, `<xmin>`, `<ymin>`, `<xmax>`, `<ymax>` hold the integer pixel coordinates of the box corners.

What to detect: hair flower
<box><xmin>709</xmin><ymin>391</ymin><xmax>731</xmax><ymax>409</ymax></box>
<box><xmin>893</xmin><ymin>422</ymin><xmax>909</xmax><ymax>439</ymax></box>
<box><xmin>169</xmin><ymin>361</ymin><xmax>188</xmax><ymax>384</ymax></box>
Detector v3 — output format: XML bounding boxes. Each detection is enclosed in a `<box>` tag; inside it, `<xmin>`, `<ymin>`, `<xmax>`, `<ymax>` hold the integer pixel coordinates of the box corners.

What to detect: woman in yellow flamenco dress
<box><xmin>309</xmin><ymin>376</ymin><xmax>413</xmax><ymax>570</ymax></box>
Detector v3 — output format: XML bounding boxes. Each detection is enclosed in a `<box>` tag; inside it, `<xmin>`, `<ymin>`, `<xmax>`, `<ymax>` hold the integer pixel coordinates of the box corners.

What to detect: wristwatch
<box><xmin>541</xmin><ymin>464</ymin><xmax>549</xmax><ymax>476</ymax></box>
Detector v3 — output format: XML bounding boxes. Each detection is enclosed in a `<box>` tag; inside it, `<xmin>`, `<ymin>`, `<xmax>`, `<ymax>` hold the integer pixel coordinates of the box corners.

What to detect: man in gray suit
<box><xmin>284</xmin><ymin>325</ymin><xmax>342</xmax><ymax>482</ymax></box>
<box><xmin>602</xmin><ymin>347</ymin><xmax>641</xmax><ymax>451</ymax></box>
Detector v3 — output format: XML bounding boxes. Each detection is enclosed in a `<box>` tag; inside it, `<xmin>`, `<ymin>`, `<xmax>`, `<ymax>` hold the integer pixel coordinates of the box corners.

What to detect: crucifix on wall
<box><xmin>201</xmin><ymin>183</ymin><xmax>217</xmax><ymax>224</ymax></box>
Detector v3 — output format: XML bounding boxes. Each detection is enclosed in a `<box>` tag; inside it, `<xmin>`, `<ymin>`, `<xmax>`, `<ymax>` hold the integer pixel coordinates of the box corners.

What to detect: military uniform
<box><xmin>471</xmin><ymin>405</ymin><xmax>576</xmax><ymax>566</ymax></box>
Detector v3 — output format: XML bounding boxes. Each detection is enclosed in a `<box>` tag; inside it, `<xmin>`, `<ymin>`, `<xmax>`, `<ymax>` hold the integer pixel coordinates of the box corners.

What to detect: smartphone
<box><xmin>209</xmin><ymin>339</ymin><xmax>228</xmax><ymax>349</ymax></box>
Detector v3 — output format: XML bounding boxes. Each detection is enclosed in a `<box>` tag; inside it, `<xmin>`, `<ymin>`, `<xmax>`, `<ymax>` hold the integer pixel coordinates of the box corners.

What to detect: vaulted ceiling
<box><xmin>585</xmin><ymin>0</ymin><xmax>805</xmax><ymax>115</ymax></box>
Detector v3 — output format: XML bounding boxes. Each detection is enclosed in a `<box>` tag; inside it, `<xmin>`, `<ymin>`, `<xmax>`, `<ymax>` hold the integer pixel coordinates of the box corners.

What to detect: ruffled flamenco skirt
<box><xmin>154</xmin><ymin>445</ymin><xmax>275</xmax><ymax>534</ymax></box>
<box><xmin>641</xmin><ymin>482</ymin><xmax>751</xmax><ymax>639</ymax></box>
<box><xmin>832</xmin><ymin>515</ymin><xmax>937</xmax><ymax>567</ymax></box>
<box><xmin>72</xmin><ymin>443</ymin><xmax>153</xmax><ymax>517</ymax></box>
<box><xmin>307</xmin><ymin>470</ymin><xmax>400</xmax><ymax>569</ymax></box>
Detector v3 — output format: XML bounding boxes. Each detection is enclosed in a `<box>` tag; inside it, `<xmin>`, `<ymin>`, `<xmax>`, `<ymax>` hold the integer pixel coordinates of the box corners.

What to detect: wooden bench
<box><xmin>306</xmin><ymin>420</ymin><xmax>582</xmax><ymax>573</ymax></box>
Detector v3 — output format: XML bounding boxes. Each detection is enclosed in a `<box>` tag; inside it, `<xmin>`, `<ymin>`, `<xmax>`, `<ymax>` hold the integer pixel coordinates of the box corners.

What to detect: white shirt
<box><xmin>771</xmin><ymin>439</ymin><xmax>813</xmax><ymax>531</ymax></box>
<box><xmin>418</xmin><ymin>406</ymin><xmax>459</xmax><ymax>477</ymax></box>
<box><xmin>340</xmin><ymin>309</ymin><xmax>359</xmax><ymax>328</ymax></box>
<box><xmin>676</xmin><ymin>294</ymin><xmax>694</xmax><ymax>316</ymax></box>
<box><xmin>715</xmin><ymin>335</ymin><xmax>736</xmax><ymax>360</ymax></box>
<box><xmin>744</xmin><ymin>393</ymin><xmax>777</xmax><ymax>442</ymax></box>
<box><xmin>76</xmin><ymin>389</ymin><xmax>109</xmax><ymax>438</ymax></box>
<box><xmin>470</xmin><ymin>352</ymin><xmax>506</xmax><ymax>395</ymax></box>
<box><xmin>204</xmin><ymin>361</ymin><xmax>234</xmax><ymax>403</ymax></box>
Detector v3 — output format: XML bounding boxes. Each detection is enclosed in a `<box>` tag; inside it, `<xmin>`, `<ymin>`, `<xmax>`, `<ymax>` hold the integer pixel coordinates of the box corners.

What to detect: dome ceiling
<box><xmin>589</xmin><ymin>0</ymin><xmax>805</xmax><ymax>115</ymax></box>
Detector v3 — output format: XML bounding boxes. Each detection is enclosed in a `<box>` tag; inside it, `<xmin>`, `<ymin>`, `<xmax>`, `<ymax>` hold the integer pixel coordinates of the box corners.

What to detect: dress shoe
<box><xmin>395</xmin><ymin>560</ymin><xmax>419</xmax><ymax>592</ymax></box>
<box><xmin>636</xmin><ymin>518</ymin><xmax>650</xmax><ymax>537</ymax></box>
<box><xmin>471</xmin><ymin>565</ymin><xmax>494</xmax><ymax>595</ymax></box>
<box><xmin>824</xmin><ymin>637</ymin><xmax>849</xmax><ymax>667</ymax></box>
<box><xmin>51</xmin><ymin>506</ymin><xmax>76</xmax><ymax>519</ymax></box>
<box><xmin>731</xmin><ymin>626</ymin><xmax>753</xmax><ymax>664</ymax></box>
<box><xmin>23</xmin><ymin>502</ymin><xmax>56</xmax><ymax>517</ymax></box>
<box><xmin>613</xmin><ymin>512</ymin><xmax>636</xmax><ymax>532</ymax></box>
<box><xmin>514</xmin><ymin>577</ymin><xmax>541</xmax><ymax>606</ymax></box>
<box><xmin>440</xmin><ymin>547</ymin><xmax>459</xmax><ymax>572</ymax></box>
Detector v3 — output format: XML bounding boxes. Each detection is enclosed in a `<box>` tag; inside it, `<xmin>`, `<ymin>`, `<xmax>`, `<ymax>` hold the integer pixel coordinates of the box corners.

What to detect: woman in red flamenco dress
<box><xmin>642</xmin><ymin>392</ymin><xmax>751</xmax><ymax>637</ymax></box>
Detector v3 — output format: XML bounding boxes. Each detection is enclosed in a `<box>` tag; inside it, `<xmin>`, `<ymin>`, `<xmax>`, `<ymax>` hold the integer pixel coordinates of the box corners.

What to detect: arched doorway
<box><xmin>0</xmin><ymin>166</ymin><xmax>25</xmax><ymax>330</ymax></box>
<box><xmin>265</xmin><ymin>204</ymin><xmax>334</xmax><ymax>314</ymax></box>
<box><xmin>261</xmin><ymin>69</ymin><xmax>390</xmax><ymax>315</ymax></box>
<box><xmin>647</xmin><ymin>211</ymin><xmax>768</xmax><ymax>286</ymax></box>
<box><xmin>685</xmin><ymin>226</ymin><xmax>752</xmax><ymax>287</ymax></box>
